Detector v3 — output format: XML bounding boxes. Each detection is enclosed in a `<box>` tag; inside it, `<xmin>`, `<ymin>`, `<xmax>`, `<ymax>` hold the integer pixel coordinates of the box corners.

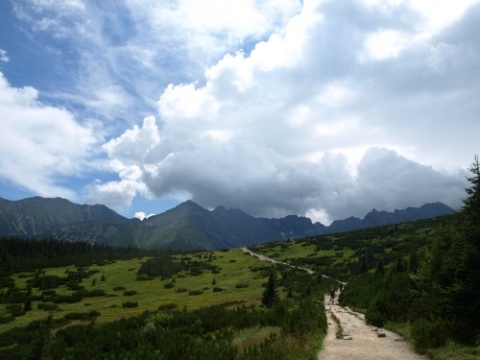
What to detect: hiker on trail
<box><xmin>329</xmin><ymin>286</ymin><xmax>336</xmax><ymax>305</ymax></box>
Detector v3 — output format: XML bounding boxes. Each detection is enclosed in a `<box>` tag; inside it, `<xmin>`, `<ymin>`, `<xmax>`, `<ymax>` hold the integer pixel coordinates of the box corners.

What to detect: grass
<box><xmin>281</xmin><ymin>332</ymin><xmax>326</xmax><ymax>360</ymax></box>
<box><xmin>1</xmin><ymin>249</ymin><xmax>272</xmax><ymax>334</ymax></box>
<box><xmin>232</xmin><ymin>326</ymin><xmax>281</xmax><ymax>352</ymax></box>
<box><xmin>429</xmin><ymin>341</ymin><xmax>480</xmax><ymax>360</ymax></box>
<box><xmin>384</xmin><ymin>322</ymin><xmax>480</xmax><ymax>360</ymax></box>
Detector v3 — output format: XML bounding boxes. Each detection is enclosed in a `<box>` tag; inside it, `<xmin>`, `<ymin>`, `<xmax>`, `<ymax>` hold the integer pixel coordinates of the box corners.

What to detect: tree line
<box><xmin>340</xmin><ymin>156</ymin><xmax>480</xmax><ymax>354</ymax></box>
<box><xmin>0</xmin><ymin>237</ymin><xmax>151</xmax><ymax>273</ymax></box>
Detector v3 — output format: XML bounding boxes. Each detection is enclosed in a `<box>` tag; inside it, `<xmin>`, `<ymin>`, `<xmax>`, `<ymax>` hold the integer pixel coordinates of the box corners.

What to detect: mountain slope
<box><xmin>0</xmin><ymin>197</ymin><xmax>456</xmax><ymax>250</ymax></box>
<box><xmin>326</xmin><ymin>202</ymin><xmax>455</xmax><ymax>234</ymax></box>
<box><xmin>0</xmin><ymin>197</ymin><xmax>127</xmax><ymax>236</ymax></box>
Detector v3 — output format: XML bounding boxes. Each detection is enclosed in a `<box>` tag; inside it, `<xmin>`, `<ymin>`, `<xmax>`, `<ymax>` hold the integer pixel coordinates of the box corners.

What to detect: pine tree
<box><xmin>262</xmin><ymin>272</ymin><xmax>278</xmax><ymax>307</ymax></box>
<box><xmin>462</xmin><ymin>155</ymin><xmax>480</xmax><ymax>224</ymax></box>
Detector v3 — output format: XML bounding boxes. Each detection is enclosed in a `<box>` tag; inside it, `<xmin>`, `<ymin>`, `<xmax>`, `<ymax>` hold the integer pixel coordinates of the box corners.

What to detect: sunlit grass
<box><xmin>2</xmin><ymin>249</ymin><xmax>272</xmax><ymax>333</ymax></box>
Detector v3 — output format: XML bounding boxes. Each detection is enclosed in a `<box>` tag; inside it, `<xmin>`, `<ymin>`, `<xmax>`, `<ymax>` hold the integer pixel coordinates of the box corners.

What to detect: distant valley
<box><xmin>0</xmin><ymin>196</ymin><xmax>455</xmax><ymax>251</ymax></box>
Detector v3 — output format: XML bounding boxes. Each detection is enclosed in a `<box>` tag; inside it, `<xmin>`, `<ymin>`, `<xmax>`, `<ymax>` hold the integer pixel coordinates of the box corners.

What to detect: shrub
<box><xmin>213</xmin><ymin>287</ymin><xmax>223</xmax><ymax>292</ymax></box>
<box><xmin>188</xmin><ymin>290</ymin><xmax>204</xmax><ymax>296</ymax></box>
<box><xmin>411</xmin><ymin>318</ymin><xmax>450</xmax><ymax>353</ymax></box>
<box><xmin>163</xmin><ymin>282</ymin><xmax>174</xmax><ymax>289</ymax></box>
<box><xmin>122</xmin><ymin>301</ymin><xmax>138</xmax><ymax>308</ymax></box>
<box><xmin>38</xmin><ymin>303</ymin><xmax>59</xmax><ymax>311</ymax></box>
<box><xmin>158</xmin><ymin>303</ymin><xmax>177</xmax><ymax>311</ymax></box>
<box><xmin>0</xmin><ymin>315</ymin><xmax>15</xmax><ymax>324</ymax></box>
<box><xmin>64</xmin><ymin>310</ymin><xmax>101</xmax><ymax>320</ymax></box>
<box><xmin>113</xmin><ymin>286</ymin><xmax>126</xmax><ymax>291</ymax></box>
<box><xmin>235</xmin><ymin>283</ymin><xmax>249</xmax><ymax>289</ymax></box>
<box><xmin>6</xmin><ymin>304</ymin><xmax>25</xmax><ymax>317</ymax></box>
<box><xmin>123</xmin><ymin>290</ymin><xmax>137</xmax><ymax>296</ymax></box>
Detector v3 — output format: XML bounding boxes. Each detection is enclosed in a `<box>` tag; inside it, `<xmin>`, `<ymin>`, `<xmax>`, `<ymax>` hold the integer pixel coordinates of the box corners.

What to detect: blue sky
<box><xmin>0</xmin><ymin>0</ymin><xmax>479</xmax><ymax>223</ymax></box>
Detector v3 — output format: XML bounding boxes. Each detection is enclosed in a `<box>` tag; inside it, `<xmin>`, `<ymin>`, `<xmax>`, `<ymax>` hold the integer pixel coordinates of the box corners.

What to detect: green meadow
<box><xmin>1</xmin><ymin>248</ymin><xmax>275</xmax><ymax>333</ymax></box>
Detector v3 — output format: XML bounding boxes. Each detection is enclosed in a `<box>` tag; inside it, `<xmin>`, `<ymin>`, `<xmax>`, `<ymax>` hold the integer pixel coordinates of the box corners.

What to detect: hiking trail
<box><xmin>317</xmin><ymin>294</ymin><xmax>427</xmax><ymax>360</ymax></box>
<box><xmin>241</xmin><ymin>247</ymin><xmax>426</xmax><ymax>360</ymax></box>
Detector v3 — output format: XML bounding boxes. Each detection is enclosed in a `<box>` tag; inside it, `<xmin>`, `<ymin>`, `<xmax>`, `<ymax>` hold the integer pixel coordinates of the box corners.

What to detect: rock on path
<box><xmin>317</xmin><ymin>295</ymin><xmax>427</xmax><ymax>360</ymax></box>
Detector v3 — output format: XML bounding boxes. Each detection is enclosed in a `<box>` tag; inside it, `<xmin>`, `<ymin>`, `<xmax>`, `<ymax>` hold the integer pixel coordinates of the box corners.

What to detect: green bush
<box><xmin>158</xmin><ymin>303</ymin><xmax>177</xmax><ymax>311</ymax></box>
<box><xmin>38</xmin><ymin>303</ymin><xmax>59</xmax><ymax>311</ymax></box>
<box><xmin>189</xmin><ymin>290</ymin><xmax>204</xmax><ymax>296</ymax></box>
<box><xmin>0</xmin><ymin>315</ymin><xmax>15</xmax><ymax>324</ymax></box>
<box><xmin>122</xmin><ymin>301</ymin><xmax>138</xmax><ymax>308</ymax></box>
<box><xmin>123</xmin><ymin>290</ymin><xmax>137</xmax><ymax>296</ymax></box>
<box><xmin>411</xmin><ymin>318</ymin><xmax>450</xmax><ymax>353</ymax></box>
<box><xmin>64</xmin><ymin>310</ymin><xmax>101</xmax><ymax>320</ymax></box>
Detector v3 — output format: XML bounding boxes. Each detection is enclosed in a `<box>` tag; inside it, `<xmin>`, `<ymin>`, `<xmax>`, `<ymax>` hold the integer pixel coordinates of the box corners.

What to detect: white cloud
<box><xmin>134</xmin><ymin>211</ymin><xmax>154</xmax><ymax>221</ymax></box>
<box><xmin>363</xmin><ymin>29</ymin><xmax>409</xmax><ymax>60</ymax></box>
<box><xmin>0</xmin><ymin>49</ymin><xmax>9</xmax><ymax>62</ymax></box>
<box><xmin>0</xmin><ymin>72</ymin><xmax>97</xmax><ymax>199</ymax></box>
<box><xmin>7</xmin><ymin>0</ymin><xmax>480</xmax><ymax>220</ymax></box>
<box><xmin>84</xmin><ymin>0</ymin><xmax>479</xmax><ymax>219</ymax></box>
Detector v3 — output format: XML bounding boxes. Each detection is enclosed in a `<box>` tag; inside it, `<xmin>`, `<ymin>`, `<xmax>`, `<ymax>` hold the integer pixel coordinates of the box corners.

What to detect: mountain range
<box><xmin>0</xmin><ymin>196</ymin><xmax>455</xmax><ymax>251</ymax></box>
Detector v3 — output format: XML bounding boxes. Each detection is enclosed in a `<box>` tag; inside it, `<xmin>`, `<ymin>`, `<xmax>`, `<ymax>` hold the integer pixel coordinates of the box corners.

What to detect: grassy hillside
<box><xmin>249</xmin><ymin>215</ymin><xmax>455</xmax><ymax>281</ymax></box>
<box><xmin>1</xmin><ymin>210</ymin><xmax>476</xmax><ymax>359</ymax></box>
<box><xmin>0</xmin><ymin>241</ymin><xmax>334</xmax><ymax>359</ymax></box>
<box><xmin>1</xmin><ymin>249</ymin><xmax>268</xmax><ymax>331</ymax></box>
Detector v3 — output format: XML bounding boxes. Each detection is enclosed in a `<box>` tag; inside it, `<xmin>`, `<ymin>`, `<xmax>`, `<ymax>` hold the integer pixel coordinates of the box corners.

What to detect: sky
<box><xmin>0</xmin><ymin>0</ymin><xmax>479</xmax><ymax>224</ymax></box>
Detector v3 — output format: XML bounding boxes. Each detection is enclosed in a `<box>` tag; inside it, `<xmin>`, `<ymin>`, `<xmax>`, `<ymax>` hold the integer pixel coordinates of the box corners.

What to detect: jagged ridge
<box><xmin>0</xmin><ymin>197</ymin><xmax>455</xmax><ymax>250</ymax></box>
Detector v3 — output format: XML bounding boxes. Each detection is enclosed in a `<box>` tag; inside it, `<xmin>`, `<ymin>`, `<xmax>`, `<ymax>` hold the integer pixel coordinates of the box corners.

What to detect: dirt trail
<box><xmin>241</xmin><ymin>248</ymin><xmax>426</xmax><ymax>359</ymax></box>
<box><xmin>318</xmin><ymin>295</ymin><xmax>427</xmax><ymax>360</ymax></box>
<box><xmin>241</xmin><ymin>247</ymin><xmax>314</xmax><ymax>274</ymax></box>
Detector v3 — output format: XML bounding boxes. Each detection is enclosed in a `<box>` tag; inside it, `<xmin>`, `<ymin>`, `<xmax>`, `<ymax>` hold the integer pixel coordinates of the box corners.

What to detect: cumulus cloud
<box><xmin>83</xmin><ymin>0</ymin><xmax>479</xmax><ymax>220</ymax></box>
<box><xmin>0</xmin><ymin>72</ymin><xmax>97</xmax><ymax>199</ymax></box>
<box><xmin>7</xmin><ymin>0</ymin><xmax>478</xmax><ymax>221</ymax></box>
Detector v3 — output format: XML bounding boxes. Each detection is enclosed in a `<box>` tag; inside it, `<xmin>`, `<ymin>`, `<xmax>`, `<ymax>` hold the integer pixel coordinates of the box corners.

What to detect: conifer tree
<box><xmin>262</xmin><ymin>272</ymin><xmax>278</xmax><ymax>307</ymax></box>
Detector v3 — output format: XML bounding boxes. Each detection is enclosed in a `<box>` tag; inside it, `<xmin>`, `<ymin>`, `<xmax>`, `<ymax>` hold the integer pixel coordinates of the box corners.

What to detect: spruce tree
<box><xmin>262</xmin><ymin>272</ymin><xmax>278</xmax><ymax>307</ymax></box>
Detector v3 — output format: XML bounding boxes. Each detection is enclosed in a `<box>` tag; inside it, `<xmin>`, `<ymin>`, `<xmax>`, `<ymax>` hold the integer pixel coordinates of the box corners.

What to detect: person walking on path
<box><xmin>329</xmin><ymin>286</ymin><xmax>336</xmax><ymax>305</ymax></box>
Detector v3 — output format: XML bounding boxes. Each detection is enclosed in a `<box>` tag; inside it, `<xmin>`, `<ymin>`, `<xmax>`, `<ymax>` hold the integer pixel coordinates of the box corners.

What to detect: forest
<box><xmin>338</xmin><ymin>156</ymin><xmax>480</xmax><ymax>358</ymax></box>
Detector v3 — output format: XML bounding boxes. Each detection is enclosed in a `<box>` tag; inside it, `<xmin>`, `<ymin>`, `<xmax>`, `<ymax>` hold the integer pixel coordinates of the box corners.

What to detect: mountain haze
<box><xmin>0</xmin><ymin>197</ymin><xmax>455</xmax><ymax>250</ymax></box>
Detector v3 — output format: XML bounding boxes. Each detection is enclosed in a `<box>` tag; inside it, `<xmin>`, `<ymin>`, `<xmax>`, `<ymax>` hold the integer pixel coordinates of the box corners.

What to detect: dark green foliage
<box><xmin>0</xmin><ymin>315</ymin><xmax>15</xmax><ymax>324</ymax></box>
<box><xmin>6</xmin><ymin>303</ymin><xmax>26</xmax><ymax>317</ymax></box>
<box><xmin>261</xmin><ymin>272</ymin><xmax>278</xmax><ymax>308</ymax></box>
<box><xmin>0</xmin><ymin>237</ymin><xmax>149</xmax><ymax>274</ymax></box>
<box><xmin>64</xmin><ymin>310</ymin><xmax>100</xmax><ymax>320</ymax></box>
<box><xmin>163</xmin><ymin>282</ymin><xmax>175</xmax><ymax>289</ymax></box>
<box><xmin>123</xmin><ymin>290</ymin><xmax>137</xmax><ymax>296</ymax></box>
<box><xmin>189</xmin><ymin>289</ymin><xmax>204</xmax><ymax>296</ymax></box>
<box><xmin>281</xmin><ymin>298</ymin><xmax>327</xmax><ymax>335</ymax></box>
<box><xmin>38</xmin><ymin>303</ymin><xmax>59</xmax><ymax>311</ymax></box>
<box><xmin>122</xmin><ymin>301</ymin><xmax>138</xmax><ymax>308</ymax></box>
<box><xmin>136</xmin><ymin>253</ymin><xmax>183</xmax><ymax>279</ymax></box>
<box><xmin>235</xmin><ymin>283</ymin><xmax>249</xmax><ymax>289</ymax></box>
<box><xmin>158</xmin><ymin>303</ymin><xmax>177</xmax><ymax>311</ymax></box>
<box><xmin>340</xmin><ymin>156</ymin><xmax>480</xmax><ymax>354</ymax></box>
<box><xmin>0</xmin><ymin>299</ymin><xmax>327</xmax><ymax>360</ymax></box>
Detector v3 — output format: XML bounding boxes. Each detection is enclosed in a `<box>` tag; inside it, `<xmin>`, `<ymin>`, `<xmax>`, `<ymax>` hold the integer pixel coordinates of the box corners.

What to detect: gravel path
<box><xmin>317</xmin><ymin>295</ymin><xmax>427</xmax><ymax>360</ymax></box>
<box><xmin>241</xmin><ymin>248</ymin><xmax>426</xmax><ymax>359</ymax></box>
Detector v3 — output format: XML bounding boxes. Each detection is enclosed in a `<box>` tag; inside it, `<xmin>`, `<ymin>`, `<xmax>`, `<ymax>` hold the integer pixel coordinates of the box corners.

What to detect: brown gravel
<box><xmin>317</xmin><ymin>295</ymin><xmax>428</xmax><ymax>360</ymax></box>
